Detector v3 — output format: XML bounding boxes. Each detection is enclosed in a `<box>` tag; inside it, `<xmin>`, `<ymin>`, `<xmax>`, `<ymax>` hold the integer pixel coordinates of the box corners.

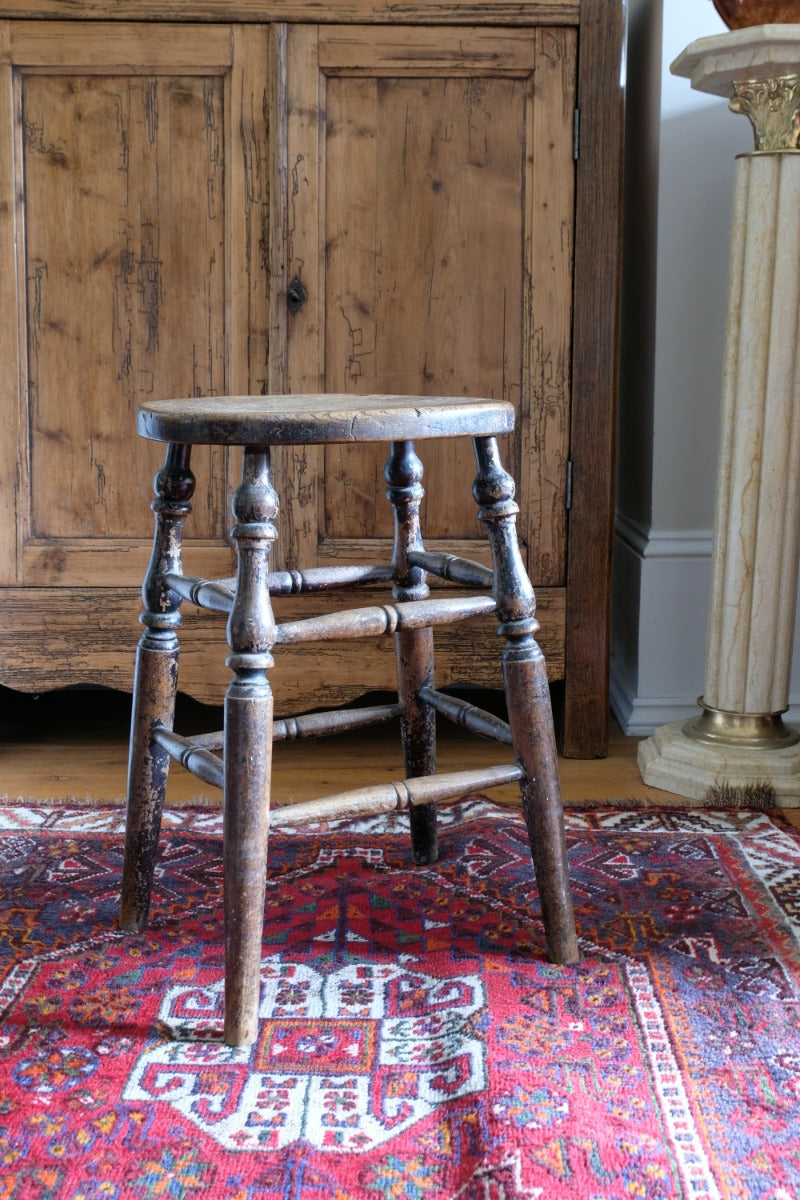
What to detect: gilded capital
<box><xmin>730</xmin><ymin>75</ymin><xmax>800</xmax><ymax>151</ymax></box>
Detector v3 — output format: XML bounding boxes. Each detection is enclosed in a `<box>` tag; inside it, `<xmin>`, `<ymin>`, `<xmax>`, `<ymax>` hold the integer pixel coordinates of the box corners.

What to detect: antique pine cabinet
<box><xmin>0</xmin><ymin>0</ymin><xmax>623</xmax><ymax>757</ymax></box>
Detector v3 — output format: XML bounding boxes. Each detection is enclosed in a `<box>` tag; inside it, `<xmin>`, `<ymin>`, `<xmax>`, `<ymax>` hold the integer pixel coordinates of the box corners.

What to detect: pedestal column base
<box><xmin>638</xmin><ymin>720</ymin><xmax>800</xmax><ymax>807</ymax></box>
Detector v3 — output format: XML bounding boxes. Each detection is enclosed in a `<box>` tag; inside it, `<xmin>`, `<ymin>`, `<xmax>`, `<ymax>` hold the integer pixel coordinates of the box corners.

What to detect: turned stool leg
<box><xmin>386</xmin><ymin>440</ymin><xmax>438</xmax><ymax>865</ymax></box>
<box><xmin>473</xmin><ymin>436</ymin><xmax>579</xmax><ymax>965</ymax></box>
<box><xmin>223</xmin><ymin>446</ymin><xmax>278</xmax><ymax>1047</ymax></box>
<box><xmin>121</xmin><ymin>444</ymin><xmax>194</xmax><ymax>932</ymax></box>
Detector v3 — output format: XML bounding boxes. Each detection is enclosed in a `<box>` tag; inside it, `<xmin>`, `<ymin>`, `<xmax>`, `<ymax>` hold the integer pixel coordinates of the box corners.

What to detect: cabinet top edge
<box><xmin>0</xmin><ymin>0</ymin><xmax>579</xmax><ymax>22</ymax></box>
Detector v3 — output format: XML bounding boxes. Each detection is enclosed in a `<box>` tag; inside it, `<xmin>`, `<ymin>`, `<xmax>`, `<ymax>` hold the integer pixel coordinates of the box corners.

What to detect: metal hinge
<box><xmin>565</xmin><ymin>458</ymin><xmax>574</xmax><ymax>510</ymax></box>
<box><xmin>573</xmin><ymin>109</ymin><xmax>580</xmax><ymax>161</ymax></box>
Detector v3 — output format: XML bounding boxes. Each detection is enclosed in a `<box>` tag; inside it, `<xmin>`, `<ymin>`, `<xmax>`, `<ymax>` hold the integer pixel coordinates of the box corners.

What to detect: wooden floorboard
<box><xmin>1</xmin><ymin>686</ymin><xmax>798</xmax><ymax>826</ymax></box>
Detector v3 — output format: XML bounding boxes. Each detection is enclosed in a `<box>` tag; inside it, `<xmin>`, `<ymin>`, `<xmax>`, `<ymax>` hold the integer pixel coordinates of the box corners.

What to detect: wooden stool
<box><xmin>120</xmin><ymin>394</ymin><xmax>579</xmax><ymax>1046</ymax></box>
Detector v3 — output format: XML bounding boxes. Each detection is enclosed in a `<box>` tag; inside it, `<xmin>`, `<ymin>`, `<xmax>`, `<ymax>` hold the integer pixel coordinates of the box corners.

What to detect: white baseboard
<box><xmin>612</xmin><ymin>676</ymin><xmax>800</xmax><ymax>738</ymax></box>
<box><xmin>611</xmin><ymin>520</ymin><xmax>711</xmax><ymax>736</ymax></box>
<box><xmin>611</xmin><ymin>517</ymin><xmax>800</xmax><ymax>736</ymax></box>
<box><xmin>609</xmin><ymin>670</ymin><xmax>702</xmax><ymax>737</ymax></box>
<box><xmin>614</xmin><ymin>514</ymin><xmax>713</xmax><ymax>561</ymax></box>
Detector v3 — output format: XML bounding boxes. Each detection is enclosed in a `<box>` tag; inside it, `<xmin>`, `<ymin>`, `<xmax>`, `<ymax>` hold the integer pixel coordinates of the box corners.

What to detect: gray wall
<box><xmin>611</xmin><ymin>0</ymin><xmax>800</xmax><ymax>733</ymax></box>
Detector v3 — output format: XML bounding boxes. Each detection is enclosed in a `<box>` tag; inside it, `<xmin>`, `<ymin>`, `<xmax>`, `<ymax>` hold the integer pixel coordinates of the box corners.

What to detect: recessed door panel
<box><xmin>280</xmin><ymin>24</ymin><xmax>575</xmax><ymax>584</ymax></box>
<box><xmin>0</xmin><ymin>23</ymin><xmax>270</xmax><ymax>588</ymax></box>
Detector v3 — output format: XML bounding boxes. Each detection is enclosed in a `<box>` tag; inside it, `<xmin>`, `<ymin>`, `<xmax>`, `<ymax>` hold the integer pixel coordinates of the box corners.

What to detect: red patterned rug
<box><xmin>2</xmin><ymin>799</ymin><xmax>800</xmax><ymax>1198</ymax></box>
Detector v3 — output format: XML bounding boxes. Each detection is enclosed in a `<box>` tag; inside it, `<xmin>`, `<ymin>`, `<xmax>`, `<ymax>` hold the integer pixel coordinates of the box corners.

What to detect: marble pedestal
<box><xmin>638</xmin><ymin>27</ymin><xmax>800</xmax><ymax>806</ymax></box>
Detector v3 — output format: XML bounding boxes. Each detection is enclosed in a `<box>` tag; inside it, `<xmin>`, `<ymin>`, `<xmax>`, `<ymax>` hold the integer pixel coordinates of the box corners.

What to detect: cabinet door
<box><xmin>0</xmin><ymin>22</ymin><xmax>269</xmax><ymax>695</ymax></box>
<box><xmin>0</xmin><ymin>22</ymin><xmax>269</xmax><ymax>590</ymax></box>
<box><xmin>273</xmin><ymin>24</ymin><xmax>575</xmax><ymax>595</ymax></box>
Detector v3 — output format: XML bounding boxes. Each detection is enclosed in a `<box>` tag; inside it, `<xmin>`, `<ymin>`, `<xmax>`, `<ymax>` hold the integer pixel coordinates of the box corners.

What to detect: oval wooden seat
<box><xmin>137</xmin><ymin>392</ymin><xmax>514</xmax><ymax>445</ymax></box>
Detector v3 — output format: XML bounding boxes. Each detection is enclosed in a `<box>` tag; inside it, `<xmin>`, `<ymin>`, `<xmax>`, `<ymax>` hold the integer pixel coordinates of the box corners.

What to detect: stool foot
<box><xmin>222</xmin><ymin>446</ymin><xmax>278</xmax><ymax>1047</ymax></box>
<box><xmin>473</xmin><ymin>434</ymin><xmax>579</xmax><ymax>965</ymax></box>
<box><xmin>121</xmin><ymin>441</ymin><xmax>194</xmax><ymax>933</ymax></box>
<box><xmin>505</xmin><ymin>645</ymin><xmax>580</xmax><ymax>965</ymax></box>
<box><xmin>223</xmin><ymin>679</ymin><xmax>273</xmax><ymax>1048</ymax></box>
<box><xmin>120</xmin><ymin>629</ymin><xmax>180</xmax><ymax>931</ymax></box>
